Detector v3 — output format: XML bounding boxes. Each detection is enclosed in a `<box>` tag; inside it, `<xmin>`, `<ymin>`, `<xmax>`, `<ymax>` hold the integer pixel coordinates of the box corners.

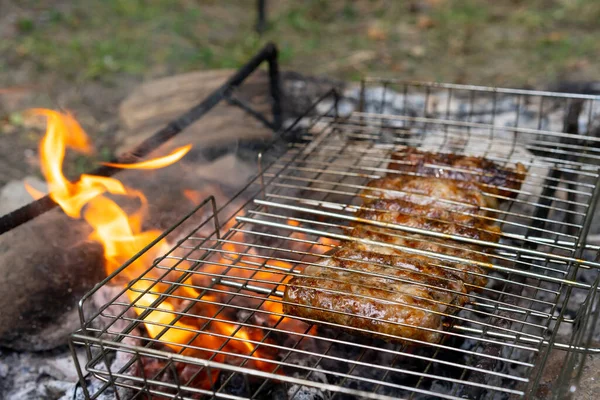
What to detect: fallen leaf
<box><xmin>416</xmin><ymin>15</ymin><xmax>435</xmax><ymax>30</ymax></box>
<box><xmin>367</xmin><ymin>24</ymin><xmax>387</xmax><ymax>41</ymax></box>
<box><xmin>546</xmin><ymin>31</ymin><xmax>565</xmax><ymax>43</ymax></box>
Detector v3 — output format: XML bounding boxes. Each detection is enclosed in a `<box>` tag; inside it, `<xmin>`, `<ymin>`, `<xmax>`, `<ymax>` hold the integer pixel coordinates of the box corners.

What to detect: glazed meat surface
<box><xmin>283</xmin><ymin>257</ymin><xmax>447</xmax><ymax>343</ymax></box>
<box><xmin>388</xmin><ymin>148</ymin><xmax>526</xmax><ymax>198</ymax></box>
<box><xmin>356</xmin><ymin>198</ymin><xmax>501</xmax><ymax>243</ymax></box>
<box><xmin>349</xmin><ymin>226</ymin><xmax>489</xmax><ymax>288</ymax></box>
<box><xmin>333</xmin><ymin>248</ymin><xmax>468</xmax><ymax>307</ymax></box>
<box><xmin>357</xmin><ymin>197</ymin><xmax>486</xmax><ymax>226</ymax></box>
<box><xmin>363</xmin><ymin>176</ymin><xmax>498</xmax><ymax>211</ymax></box>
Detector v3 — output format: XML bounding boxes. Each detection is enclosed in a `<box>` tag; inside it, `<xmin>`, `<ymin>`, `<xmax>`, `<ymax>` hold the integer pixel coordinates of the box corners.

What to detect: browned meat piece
<box><xmin>362</xmin><ymin>175</ymin><xmax>498</xmax><ymax>211</ymax></box>
<box><xmin>356</xmin><ymin>198</ymin><xmax>501</xmax><ymax>243</ymax></box>
<box><xmin>358</xmin><ymin>197</ymin><xmax>482</xmax><ymax>226</ymax></box>
<box><xmin>282</xmin><ymin>148</ymin><xmax>521</xmax><ymax>344</ymax></box>
<box><xmin>333</xmin><ymin>248</ymin><xmax>468</xmax><ymax>308</ymax></box>
<box><xmin>283</xmin><ymin>257</ymin><xmax>446</xmax><ymax>343</ymax></box>
<box><xmin>350</xmin><ymin>226</ymin><xmax>489</xmax><ymax>288</ymax></box>
<box><xmin>388</xmin><ymin>148</ymin><xmax>526</xmax><ymax>198</ymax></box>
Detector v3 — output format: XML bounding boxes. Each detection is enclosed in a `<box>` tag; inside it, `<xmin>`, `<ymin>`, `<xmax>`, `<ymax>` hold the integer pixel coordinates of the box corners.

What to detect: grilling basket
<box><xmin>70</xmin><ymin>43</ymin><xmax>600</xmax><ymax>400</ymax></box>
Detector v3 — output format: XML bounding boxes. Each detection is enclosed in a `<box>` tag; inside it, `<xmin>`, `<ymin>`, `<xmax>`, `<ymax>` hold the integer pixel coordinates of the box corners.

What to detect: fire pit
<box><xmin>3</xmin><ymin>43</ymin><xmax>600</xmax><ymax>399</ymax></box>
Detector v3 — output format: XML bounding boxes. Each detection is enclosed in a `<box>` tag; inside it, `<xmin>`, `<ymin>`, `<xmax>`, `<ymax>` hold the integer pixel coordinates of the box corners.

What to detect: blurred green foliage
<box><xmin>3</xmin><ymin>0</ymin><xmax>600</xmax><ymax>86</ymax></box>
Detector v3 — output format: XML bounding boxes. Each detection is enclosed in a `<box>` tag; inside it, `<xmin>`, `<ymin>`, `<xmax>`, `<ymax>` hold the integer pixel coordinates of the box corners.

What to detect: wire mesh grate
<box><xmin>71</xmin><ymin>81</ymin><xmax>600</xmax><ymax>400</ymax></box>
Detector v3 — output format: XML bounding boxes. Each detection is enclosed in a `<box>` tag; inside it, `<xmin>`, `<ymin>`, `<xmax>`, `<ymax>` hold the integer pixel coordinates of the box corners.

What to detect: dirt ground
<box><xmin>1</xmin><ymin>0</ymin><xmax>600</xmax><ymax>185</ymax></box>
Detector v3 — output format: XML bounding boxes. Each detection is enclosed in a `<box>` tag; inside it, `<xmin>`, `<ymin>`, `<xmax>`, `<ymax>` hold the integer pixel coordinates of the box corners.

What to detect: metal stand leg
<box><xmin>267</xmin><ymin>43</ymin><xmax>283</xmax><ymax>130</ymax></box>
<box><xmin>256</xmin><ymin>0</ymin><xmax>267</xmax><ymax>35</ymax></box>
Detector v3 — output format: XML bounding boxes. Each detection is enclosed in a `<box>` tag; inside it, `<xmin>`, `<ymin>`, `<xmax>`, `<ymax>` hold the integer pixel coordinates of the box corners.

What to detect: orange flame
<box><xmin>101</xmin><ymin>145</ymin><xmax>192</xmax><ymax>169</ymax></box>
<box><xmin>28</xmin><ymin>109</ymin><xmax>199</xmax><ymax>350</ymax></box>
<box><xmin>28</xmin><ymin>109</ymin><xmax>125</xmax><ymax>218</ymax></box>
<box><xmin>27</xmin><ymin>109</ymin><xmax>277</xmax><ymax>376</ymax></box>
<box><xmin>129</xmin><ymin>279</ymin><xmax>197</xmax><ymax>352</ymax></box>
<box><xmin>28</xmin><ymin>109</ymin><xmax>347</xmax><ymax>383</ymax></box>
<box><xmin>24</xmin><ymin>181</ymin><xmax>45</xmax><ymax>200</ymax></box>
<box><xmin>183</xmin><ymin>189</ymin><xmax>203</xmax><ymax>205</ymax></box>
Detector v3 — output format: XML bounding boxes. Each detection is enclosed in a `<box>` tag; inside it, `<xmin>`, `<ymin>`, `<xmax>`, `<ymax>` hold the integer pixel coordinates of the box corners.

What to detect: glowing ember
<box><xmin>183</xmin><ymin>189</ymin><xmax>204</xmax><ymax>204</ymax></box>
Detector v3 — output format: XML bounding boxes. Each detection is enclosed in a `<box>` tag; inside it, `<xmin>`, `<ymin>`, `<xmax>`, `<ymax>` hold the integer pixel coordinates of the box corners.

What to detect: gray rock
<box><xmin>0</xmin><ymin>176</ymin><xmax>47</xmax><ymax>216</ymax></box>
<box><xmin>0</xmin><ymin>208</ymin><xmax>105</xmax><ymax>351</ymax></box>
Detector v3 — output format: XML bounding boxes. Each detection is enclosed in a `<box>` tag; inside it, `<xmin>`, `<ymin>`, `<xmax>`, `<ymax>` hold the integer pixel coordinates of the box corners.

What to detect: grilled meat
<box><xmin>349</xmin><ymin>226</ymin><xmax>489</xmax><ymax>288</ymax></box>
<box><xmin>362</xmin><ymin>176</ymin><xmax>498</xmax><ymax>211</ymax></box>
<box><xmin>333</xmin><ymin>248</ymin><xmax>468</xmax><ymax>307</ymax></box>
<box><xmin>283</xmin><ymin>147</ymin><xmax>524</xmax><ymax>344</ymax></box>
<box><xmin>355</xmin><ymin>198</ymin><xmax>501</xmax><ymax>243</ymax></box>
<box><xmin>283</xmin><ymin>257</ymin><xmax>447</xmax><ymax>343</ymax></box>
<box><xmin>388</xmin><ymin>148</ymin><xmax>527</xmax><ymax>198</ymax></box>
<box><xmin>357</xmin><ymin>197</ymin><xmax>484</xmax><ymax>226</ymax></box>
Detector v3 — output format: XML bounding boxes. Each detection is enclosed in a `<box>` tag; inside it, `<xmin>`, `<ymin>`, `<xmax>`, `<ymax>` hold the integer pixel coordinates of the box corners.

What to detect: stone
<box><xmin>0</xmin><ymin>208</ymin><xmax>105</xmax><ymax>351</ymax></box>
<box><xmin>116</xmin><ymin>69</ymin><xmax>274</xmax><ymax>154</ymax></box>
<box><xmin>535</xmin><ymin>345</ymin><xmax>600</xmax><ymax>399</ymax></box>
<box><xmin>115</xmin><ymin>69</ymin><xmax>343</xmax><ymax>154</ymax></box>
<box><xmin>0</xmin><ymin>176</ymin><xmax>47</xmax><ymax>216</ymax></box>
<box><xmin>573</xmin><ymin>351</ymin><xmax>600</xmax><ymax>399</ymax></box>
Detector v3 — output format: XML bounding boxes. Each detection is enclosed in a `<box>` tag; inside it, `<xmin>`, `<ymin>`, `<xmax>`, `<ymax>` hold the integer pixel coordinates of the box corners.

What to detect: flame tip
<box><xmin>100</xmin><ymin>144</ymin><xmax>192</xmax><ymax>170</ymax></box>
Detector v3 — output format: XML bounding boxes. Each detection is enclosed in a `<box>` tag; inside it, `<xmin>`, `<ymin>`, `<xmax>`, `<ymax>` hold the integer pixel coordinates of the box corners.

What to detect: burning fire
<box><xmin>28</xmin><ymin>109</ymin><xmax>338</xmax><ymax>385</ymax></box>
<box><xmin>26</xmin><ymin>110</ymin><xmax>276</xmax><ymax>369</ymax></box>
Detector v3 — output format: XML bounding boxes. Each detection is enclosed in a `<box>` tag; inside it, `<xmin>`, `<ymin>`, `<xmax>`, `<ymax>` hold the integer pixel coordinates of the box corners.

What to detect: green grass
<box><xmin>2</xmin><ymin>0</ymin><xmax>600</xmax><ymax>86</ymax></box>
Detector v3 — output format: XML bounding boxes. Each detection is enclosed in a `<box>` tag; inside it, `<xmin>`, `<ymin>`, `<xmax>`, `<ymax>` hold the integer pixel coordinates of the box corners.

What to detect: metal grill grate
<box><xmin>71</xmin><ymin>81</ymin><xmax>600</xmax><ymax>400</ymax></box>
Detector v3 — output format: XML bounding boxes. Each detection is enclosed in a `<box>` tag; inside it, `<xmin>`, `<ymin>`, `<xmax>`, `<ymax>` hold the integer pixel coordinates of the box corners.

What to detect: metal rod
<box><xmin>228</xmin><ymin>224</ymin><xmax>564</xmax><ymax>298</ymax></box>
<box><xmin>226</xmin><ymin>95</ymin><xmax>275</xmax><ymax>130</ymax></box>
<box><xmin>329</xmin><ymin>114</ymin><xmax>600</xmax><ymax>169</ymax></box>
<box><xmin>188</xmin><ymin>233</ymin><xmax>559</xmax><ymax>300</ymax></box>
<box><xmin>264</xmin><ymin>172</ymin><xmax>586</xmax><ymax>239</ymax></box>
<box><xmin>208</xmin><ymin>276</ymin><xmax>561</xmax><ymax>322</ymax></box>
<box><xmin>120</xmin><ymin>281</ymin><xmax>539</xmax><ymax>357</ymax></box>
<box><xmin>249</xmin><ymin>199</ymin><xmax>600</xmax><ymax>274</ymax></box>
<box><xmin>267</xmin><ymin>43</ymin><xmax>283</xmax><ymax>131</ymax></box>
<box><xmin>285</xmin><ymin>138</ymin><xmax>600</xmax><ymax>187</ymax></box>
<box><xmin>275</xmin><ymin>151</ymin><xmax>595</xmax><ymax>200</ymax></box>
<box><xmin>362</xmin><ymin>78</ymin><xmax>600</xmax><ymax>100</ymax></box>
<box><xmin>74</xmin><ymin>335</ymin><xmax>413</xmax><ymax>400</ymax></box>
<box><xmin>256</xmin><ymin>0</ymin><xmax>267</xmax><ymax>35</ymax></box>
